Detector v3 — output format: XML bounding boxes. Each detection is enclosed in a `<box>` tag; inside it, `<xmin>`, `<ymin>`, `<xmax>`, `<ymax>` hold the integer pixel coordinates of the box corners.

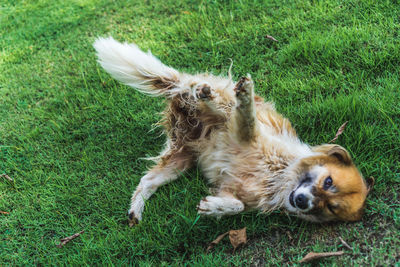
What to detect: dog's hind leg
<box><xmin>230</xmin><ymin>75</ymin><xmax>258</xmax><ymax>143</ymax></box>
<box><xmin>128</xmin><ymin>148</ymin><xmax>193</xmax><ymax>226</ymax></box>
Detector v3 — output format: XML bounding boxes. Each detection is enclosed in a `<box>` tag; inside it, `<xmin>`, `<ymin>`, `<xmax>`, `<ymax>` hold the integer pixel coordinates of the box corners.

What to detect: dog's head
<box><xmin>286</xmin><ymin>144</ymin><xmax>374</xmax><ymax>222</ymax></box>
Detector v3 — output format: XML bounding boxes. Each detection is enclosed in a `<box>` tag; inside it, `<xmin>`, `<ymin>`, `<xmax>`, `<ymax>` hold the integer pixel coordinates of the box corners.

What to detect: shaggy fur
<box><xmin>93</xmin><ymin>37</ymin><xmax>374</xmax><ymax>226</ymax></box>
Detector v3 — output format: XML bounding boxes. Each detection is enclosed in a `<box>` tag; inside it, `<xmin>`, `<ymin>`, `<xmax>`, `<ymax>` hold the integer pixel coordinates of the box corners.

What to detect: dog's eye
<box><xmin>323</xmin><ymin>176</ymin><xmax>333</xmax><ymax>190</ymax></box>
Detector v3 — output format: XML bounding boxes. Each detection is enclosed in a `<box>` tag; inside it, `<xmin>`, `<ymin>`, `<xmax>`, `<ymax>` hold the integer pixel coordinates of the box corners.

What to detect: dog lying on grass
<box><xmin>93</xmin><ymin>37</ymin><xmax>373</xmax><ymax>226</ymax></box>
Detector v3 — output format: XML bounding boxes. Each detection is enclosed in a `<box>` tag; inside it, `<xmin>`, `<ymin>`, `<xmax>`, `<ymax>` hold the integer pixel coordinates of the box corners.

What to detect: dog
<box><xmin>93</xmin><ymin>37</ymin><xmax>374</xmax><ymax>226</ymax></box>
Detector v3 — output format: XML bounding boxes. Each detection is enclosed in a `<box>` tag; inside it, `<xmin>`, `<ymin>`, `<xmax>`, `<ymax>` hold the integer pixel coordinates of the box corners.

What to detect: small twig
<box><xmin>286</xmin><ymin>231</ymin><xmax>295</xmax><ymax>245</ymax></box>
<box><xmin>328</xmin><ymin>121</ymin><xmax>348</xmax><ymax>143</ymax></box>
<box><xmin>0</xmin><ymin>174</ymin><xmax>13</xmax><ymax>182</ymax></box>
<box><xmin>56</xmin><ymin>230</ymin><xmax>85</xmax><ymax>248</ymax></box>
<box><xmin>265</xmin><ymin>35</ymin><xmax>278</xmax><ymax>42</ymax></box>
<box><xmin>0</xmin><ymin>211</ymin><xmax>10</xmax><ymax>215</ymax></box>
<box><xmin>299</xmin><ymin>251</ymin><xmax>344</xmax><ymax>263</ymax></box>
<box><xmin>339</xmin><ymin>236</ymin><xmax>353</xmax><ymax>250</ymax></box>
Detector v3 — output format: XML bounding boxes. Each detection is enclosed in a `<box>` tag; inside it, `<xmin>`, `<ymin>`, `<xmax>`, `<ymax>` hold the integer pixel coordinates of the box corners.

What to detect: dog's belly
<box><xmin>197</xmin><ymin>128</ymin><xmax>273</xmax><ymax>199</ymax></box>
<box><xmin>197</xmin><ymin>131</ymin><xmax>238</xmax><ymax>185</ymax></box>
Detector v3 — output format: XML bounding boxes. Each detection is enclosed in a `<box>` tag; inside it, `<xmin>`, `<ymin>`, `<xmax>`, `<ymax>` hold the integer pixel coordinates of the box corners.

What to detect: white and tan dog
<box><xmin>93</xmin><ymin>37</ymin><xmax>374</xmax><ymax>226</ymax></box>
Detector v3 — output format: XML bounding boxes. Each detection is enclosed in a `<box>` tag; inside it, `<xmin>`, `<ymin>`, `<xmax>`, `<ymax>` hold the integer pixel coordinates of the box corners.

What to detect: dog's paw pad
<box><xmin>196</xmin><ymin>84</ymin><xmax>213</xmax><ymax>100</ymax></box>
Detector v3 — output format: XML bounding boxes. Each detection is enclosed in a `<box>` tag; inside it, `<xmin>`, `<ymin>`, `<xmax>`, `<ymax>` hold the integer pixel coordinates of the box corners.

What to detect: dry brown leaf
<box><xmin>206</xmin><ymin>231</ymin><xmax>229</xmax><ymax>252</ymax></box>
<box><xmin>329</xmin><ymin>121</ymin><xmax>348</xmax><ymax>143</ymax></box>
<box><xmin>299</xmin><ymin>251</ymin><xmax>344</xmax><ymax>263</ymax></box>
<box><xmin>207</xmin><ymin>227</ymin><xmax>247</xmax><ymax>252</ymax></box>
<box><xmin>229</xmin><ymin>227</ymin><xmax>247</xmax><ymax>252</ymax></box>
<box><xmin>0</xmin><ymin>174</ymin><xmax>13</xmax><ymax>182</ymax></box>
<box><xmin>56</xmin><ymin>230</ymin><xmax>85</xmax><ymax>248</ymax></box>
<box><xmin>0</xmin><ymin>211</ymin><xmax>9</xmax><ymax>215</ymax></box>
<box><xmin>265</xmin><ymin>35</ymin><xmax>278</xmax><ymax>42</ymax></box>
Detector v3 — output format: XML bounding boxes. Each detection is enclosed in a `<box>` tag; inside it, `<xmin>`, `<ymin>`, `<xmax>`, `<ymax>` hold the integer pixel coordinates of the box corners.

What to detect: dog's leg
<box><xmin>232</xmin><ymin>75</ymin><xmax>257</xmax><ymax>142</ymax></box>
<box><xmin>128</xmin><ymin>151</ymin><xmax>192</xmax><ymax>226</ymax></box>
<box><xmin>197</xmin><ymin>192</ymin><xmax>244</xmax><ymax>218</ymax></box>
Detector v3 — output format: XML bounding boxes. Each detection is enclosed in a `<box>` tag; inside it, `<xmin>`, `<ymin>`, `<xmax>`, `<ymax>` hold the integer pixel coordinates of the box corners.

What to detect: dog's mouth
<box><xmin>289</xmin><ymin>191</ymin><xmax>295</xmax><ymax>208</ymax></box>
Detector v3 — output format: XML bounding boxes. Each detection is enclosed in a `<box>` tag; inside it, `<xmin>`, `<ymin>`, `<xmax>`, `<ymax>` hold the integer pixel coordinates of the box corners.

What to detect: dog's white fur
<box><xmin>94</xmin><ymin>37</ymin><xmax>371</xmax><ymax>225</ymax></box>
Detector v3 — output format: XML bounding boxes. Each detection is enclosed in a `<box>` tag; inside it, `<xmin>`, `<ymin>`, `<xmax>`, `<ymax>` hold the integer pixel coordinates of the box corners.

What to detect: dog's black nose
<box><xmin>295</xmin><ymin>194</ymin><xmax>309</xmax><ymax>210</ymax></box>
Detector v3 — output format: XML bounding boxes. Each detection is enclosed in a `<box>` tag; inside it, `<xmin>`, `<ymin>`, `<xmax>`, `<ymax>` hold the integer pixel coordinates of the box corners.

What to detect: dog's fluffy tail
<box><xmin>93</xmin><ymin>37</ymin><xmax>180</xmax><ymax>96</ymax></box>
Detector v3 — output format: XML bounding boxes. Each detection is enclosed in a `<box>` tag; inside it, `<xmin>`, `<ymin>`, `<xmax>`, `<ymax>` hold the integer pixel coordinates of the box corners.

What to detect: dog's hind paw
<box><xmin>195</xmin><ymin>84</ymin><xmax>214</xmax><ymax>100</ymax></box>
<box><xmin>128</xmin><ymin>211</ymin><xmax>140</xmax><ymax>227</ymax></box>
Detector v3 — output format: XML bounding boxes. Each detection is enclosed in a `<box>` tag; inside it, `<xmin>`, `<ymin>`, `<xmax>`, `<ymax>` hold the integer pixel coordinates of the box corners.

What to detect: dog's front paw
<box><xmin>234</xmin><ymin>74</ymin><xmax>253</xmax><ymax>101</ymax></box>
<box><xmin>197</xmin><ymin>196</ymin><xmax>215</xmax><ymax>215</ymax></box>
<box><xmin>197</xmin><ymin>196</ymin><xmax>226</xmax><ymax>218</ymax></box>
<box><xmin>197</xmin><ymin>195</ymin><xmax>245</xmax><ymax>217</ymax></box>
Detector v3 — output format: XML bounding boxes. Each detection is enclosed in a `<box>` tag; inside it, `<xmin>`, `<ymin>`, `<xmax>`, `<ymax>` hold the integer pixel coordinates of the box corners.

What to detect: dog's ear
<box><xmin>312</xmin><ymin>144</ymin><xmax>353</xmax><ymax>165</ymax></box>
<box><xmin>366</xmin><ymin>176</ymin><xmax>375</xmax><ymax>194</ymax></box>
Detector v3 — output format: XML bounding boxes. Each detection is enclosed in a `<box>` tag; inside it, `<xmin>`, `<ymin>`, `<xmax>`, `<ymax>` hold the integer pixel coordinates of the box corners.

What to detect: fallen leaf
<box><xmin>0</xmin><ymin>174</ymin><xmax>13</xmax><ymax>182</ymax></box>
<box><xmin>56</xmin><ymin>230</ymin><xmax>85</xmax><ymax>248</ymax></box>
<box><xmin>0</xmin><ymin>211</ymin><xmax>9</xmax><ymax>215</ymax></box>
<box><xmin>207</xmin><ymin>227</ymin><xmax>247</xmax><ymax>252</ymax></box>
<box><xmin>299</xmin><ymin>251</ymin><xmax>344</xmax><ymax>263</ymax></box>
<box><xmin>265</xmin><ymin>35</ymin><xmax>278</xmax><ymax>42</ymax></box>
<box><xmin>229</xmin><ymin>227</ymin><xmax>247</xmax><ymax>252</ymax></box>
<box><xmin>206</xmin><ymin>231</ymin><xmax>229</xmax><ymax>252</ymax></box>
<box><xmin>328</xmin><ymin>121</ymin><xmax>348</xmax><ymax>143</ymax></box>
<box><xmin>339</xmin><ymin>237</ymin><xmax>353</xmax><ymax>250</ymax></box>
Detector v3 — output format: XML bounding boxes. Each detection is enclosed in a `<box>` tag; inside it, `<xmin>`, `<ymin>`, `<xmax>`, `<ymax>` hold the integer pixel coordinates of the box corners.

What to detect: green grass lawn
<box><xmin>1</xmin><ymin>0</ymin><xmax>399</xmax><ymax>265</ymax></box>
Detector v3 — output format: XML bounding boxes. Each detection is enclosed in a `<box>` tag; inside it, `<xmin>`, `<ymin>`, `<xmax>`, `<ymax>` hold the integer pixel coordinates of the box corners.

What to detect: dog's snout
<box><xmin>295</xmin><ymin>194</ymin><xmax>309</xmax><ymax>210</ymax></box>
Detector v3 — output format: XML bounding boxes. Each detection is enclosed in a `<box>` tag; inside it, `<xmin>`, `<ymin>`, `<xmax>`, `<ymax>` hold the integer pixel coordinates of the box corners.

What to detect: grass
<box><xmin>1</xmin><ymin>0</ymin><xmax>399</xmax><ymax>265</ymax></box>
